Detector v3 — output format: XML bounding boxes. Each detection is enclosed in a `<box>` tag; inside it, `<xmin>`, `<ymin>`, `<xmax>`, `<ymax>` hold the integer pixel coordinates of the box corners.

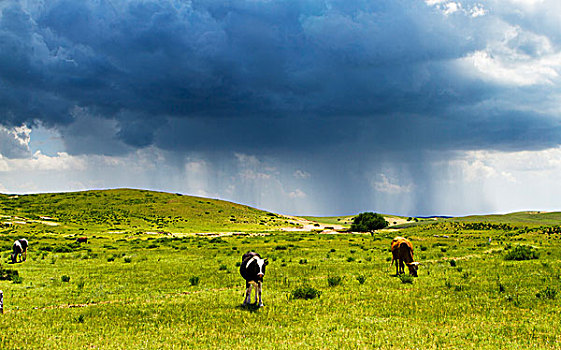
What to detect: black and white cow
<box><xmin>11</xmin><ymin>239</ymin><xmax>28</xmax><ymax>263</ymax></box>
<box><xmin>239</xmin><ymin>251</ymin><xmax>268</xmax><ymax>307</ymax></box>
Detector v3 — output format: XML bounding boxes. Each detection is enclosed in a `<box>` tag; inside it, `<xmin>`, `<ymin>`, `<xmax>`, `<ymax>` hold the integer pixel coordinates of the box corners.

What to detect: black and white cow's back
<box><xmin>240</xmin><ymin>251</ymin><xmax>268</xmax><ymax>307</ymax></box>
<box><xmin>12</xmin><ymin>238</ymin><xmax>28</xmax><ymax>263</ymax></box>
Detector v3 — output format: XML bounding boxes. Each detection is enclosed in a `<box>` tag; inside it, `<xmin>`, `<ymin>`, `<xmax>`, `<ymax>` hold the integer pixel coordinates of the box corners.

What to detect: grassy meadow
<box><xmin>1</xmin><ymin>190</ymin><xmax>560</xmax><ymax>349</ymax></box>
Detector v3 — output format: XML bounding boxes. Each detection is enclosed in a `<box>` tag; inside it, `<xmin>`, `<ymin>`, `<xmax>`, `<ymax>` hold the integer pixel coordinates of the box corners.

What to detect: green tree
<box><xmin>350</xmin><ymin>212</ymin><xmax>388</xmax><ymax>232</ymax></box>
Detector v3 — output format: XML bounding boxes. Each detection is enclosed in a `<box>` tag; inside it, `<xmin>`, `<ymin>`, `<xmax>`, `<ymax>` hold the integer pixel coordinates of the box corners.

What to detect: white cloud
<box><xmin>288</xmin><ymin>189</ymin><xmax>307</xmax><ymax>199</ymax></box>
<box><xmin>425</xmin><ymin>0</ymin><xmax>486</xmax><ymax>17</ymax></box>
<box><xmin>0</xmin><ymin>151</ymin><xmax>86</xmax><ymax>172</ymax></box>
<box><xmin>456</xmin><ymin>22</ymin><xmax>560</xmax><ymax>86</ymax></box>
<box><xmin>470</xmin><ymin>5</ymin><xmax>486</xmax><ymax>17</ymax></box>
<box><xmin>373</xmin><ymin>174</ymin><xmax>413</xmax><ymax>194</ymax></box>
<box><xmin>0</xmin><ymin>125</ymin><xmax>32</xmax><ymax>158</ymax></box>
<box><xmin>443</xmin><ymin>2</ymin><xmax>461</xmax><ymax>15</ymax></box>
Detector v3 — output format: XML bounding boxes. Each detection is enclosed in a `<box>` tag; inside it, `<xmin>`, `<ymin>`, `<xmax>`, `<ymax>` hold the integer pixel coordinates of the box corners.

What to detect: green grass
<box><xmin>1</xmin><ymin>190</ymin><xmax>561</xmax><ymax>348</ymax></box>
<box><xmin>0</xmin><ymin>189</ymin><xmax>301</xmax><ymax>233</ymax></box>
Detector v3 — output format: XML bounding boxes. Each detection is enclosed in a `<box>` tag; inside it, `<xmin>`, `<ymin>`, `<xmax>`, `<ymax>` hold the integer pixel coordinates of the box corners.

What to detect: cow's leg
<box><xmin>244</xmin><ymin>282</ymin><xmax>252</xmax><ymax>305</ymax></box>
<box><xmin>257</xmin><ymin>281</ymin><xmax>264</xmax><ymax>307</ymax></box>
<box><xmin>22</xmin><ymin>249</ymin><xmax>26</xmax><ymax>261</ymax></box>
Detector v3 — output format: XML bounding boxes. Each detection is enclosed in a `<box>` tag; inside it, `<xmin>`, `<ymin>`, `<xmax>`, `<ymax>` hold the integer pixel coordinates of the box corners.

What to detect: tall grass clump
<box><xmin>536</xmin><ymin>287</ymin><xmax>557</xmax><ymax>300</ymax></box>
<box><xmin>327</xmin><ymin>276</ymin><xmax>342</xmax><ymax>287</ymax></box>
<box><xmin>0</xmin><ymin>266</ymin><xmax>19</xmax><ymax>281</ymax></box>
<box><xmin>291</xmin><ymin>285</ymin><xmax>322</xmax><ymax>300</ymax></box>
<box><xmin>504</xmin><ymin>245</ymin><xmax>539</xmax><ymax>261</ymax></box>
<box><xmin>399</xmin><ymin>274</ymin><xmax>414</xmax><ymax>284</ymax></box>
<box><xmin>189</xmin><ymin>276</ymin><xmax>200</xmax><ymax>286</ymax></box>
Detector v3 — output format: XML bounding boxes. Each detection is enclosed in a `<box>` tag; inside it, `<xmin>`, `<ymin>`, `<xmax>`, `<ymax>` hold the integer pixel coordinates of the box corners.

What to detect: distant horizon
<box><xmin>1</xmin><ymin>187</ymin><xmax>555</xmax><ymax>219</ymax></box>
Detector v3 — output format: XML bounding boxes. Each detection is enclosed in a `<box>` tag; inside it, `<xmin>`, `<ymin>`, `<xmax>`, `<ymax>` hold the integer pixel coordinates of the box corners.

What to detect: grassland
<box><xmin>1</xmin><ymin>190</ymin><xmax>560</xmax><ymax>349</ymax></box>
<box><xmin>0</xmin><ymin>189</ymin><xmax>301</xmax><ymax>234</ymax></box>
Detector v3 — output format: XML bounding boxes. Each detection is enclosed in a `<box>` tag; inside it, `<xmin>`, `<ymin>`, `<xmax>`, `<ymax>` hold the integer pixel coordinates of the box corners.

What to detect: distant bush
<box><xmin>350</xmin><ymin>212</ymin><xmax>388</xmax><ymax>232</ymax></box>
<box><xmin>274</xmin><ymin>245</ymin><xmax>288</xmax><ymax>251</ymax></box>
<box><xmin>536</xmin><ymin>287</ymin><xmax>557</xmax><ymax>300</ymax></box>
<box><xmin>124</xmin><ymin>257</ymin><xmax>132</xmax><ymax>263</ymax></box>
<box><xmin>327</xmin><ymin>276</ymin><xmax>342</xmax><ymax>287</ymax></box>
<box><xmin>449</xmin><ymin>260</ymin><xmax>457</xmax><ymax>267</ymax></box>
<box><xmin>0</xmin><ymin>266</ymin><xmax>19</xmax><ymax>281</ymax></box>
<box><xmin>504</xmin><ymin>245</ymin><xmax>539</xmax><ymax>261</ymax></box>
<box><xmin>189</xmin><ymin>276</ymin><xmax>200</xmax><ymax>286</ymax></box>
<box><xmin>498</xmin><ymin>283</ymin><xmax>505</xmax><ymax>293</ymax></box>
<box><xmin>299</xmin><ymin>259</ymin><xmax>308</xmax><ymax>265</ymax></box>
<box><xmin>61</xmin><ymin>275</ymin><xmax>71</xmax><ymax>282</ymax></box>
<box><xmin>53</xmin><ymin>244</ymin><xmax>74</xmax><ymax>253</ymax></box>
<box><xmin>356</xmin><ymin>275</ymin><xmax>367</xmax><ymax>285</ymax></box>
<box><xmin>218</xmin><ymin>264</ymin><xmax>228</xmax><ymax>271</ymax></box>
<box><xmin>291</xmin><ymin>285</ymin><xmax>322</xmax><ymax>300</ymax></box>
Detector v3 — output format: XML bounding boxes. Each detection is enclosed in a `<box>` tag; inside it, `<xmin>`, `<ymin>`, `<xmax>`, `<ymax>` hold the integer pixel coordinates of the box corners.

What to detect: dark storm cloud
<box><xmin>0</xmin><ymin>0</ymin><xmax>559</xmax><ymax>155</ymax></box>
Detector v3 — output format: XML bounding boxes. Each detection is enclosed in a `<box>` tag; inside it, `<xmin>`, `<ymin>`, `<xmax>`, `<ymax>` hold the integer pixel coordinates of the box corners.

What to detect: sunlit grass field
<box><xmin>1</xmin><ymin>190</ymin><xmax>560</xmax><ymax>349</ymax></box>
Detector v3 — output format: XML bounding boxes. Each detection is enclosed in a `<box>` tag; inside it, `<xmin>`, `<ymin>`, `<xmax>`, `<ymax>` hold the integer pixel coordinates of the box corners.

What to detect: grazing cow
<box><xmin>390</xmin><ymin>237</ymin><xmax>420</xmax><ymax>277</ymax></box>
<box><xmin>11</xmin><ymin>239</ymin><xmax>28</xmax><ymax>263</ymax></box>
<box><xmin>76</xmin><ymin>237</ymin><xmax>88</xmax><ymax>244</ymax></box>
<box><xmin>239</xmin><ymin>251</ymin><xmax>269</xmax><ymax>307</ymax></box>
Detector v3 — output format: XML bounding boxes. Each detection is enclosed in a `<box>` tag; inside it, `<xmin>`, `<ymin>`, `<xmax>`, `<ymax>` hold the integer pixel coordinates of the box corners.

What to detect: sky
<box><xmin>1</xmin><ymin>0</ymin><xmax>561</xmax><ymax>216</ymax></box>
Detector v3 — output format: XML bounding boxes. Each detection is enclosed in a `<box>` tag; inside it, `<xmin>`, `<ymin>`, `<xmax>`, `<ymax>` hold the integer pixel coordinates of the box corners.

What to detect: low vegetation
<box><xmin>0</xmin><ymin>189</ymin><xmax>560</xmax><ymax>349</ymax></box>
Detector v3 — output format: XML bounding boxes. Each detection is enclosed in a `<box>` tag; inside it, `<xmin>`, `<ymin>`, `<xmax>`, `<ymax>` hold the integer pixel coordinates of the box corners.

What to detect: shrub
<box><xmin>291</xmin><ymin>285</ymin><xmax>322</xmax><ymax>300</ymax></box>
<box><xmin>399</xmin><ymin>274</ymin><xmax>414</xmax><ymax>284</ymax></box>
<box><xmin>327</xmin><ymin>276</ymin><xmax>342</xmax><ymax>287</ymax></box>
<box><xmin>0</xmin><ymin>266</ymin><xmax>19</xmax><ymax>281</ymax></box>
<box><xmin>61</xmin><ymin>275</ymin><xmax>71</xmax><ymax>282</ymax></box>
<box><xmin>350</xmin><ymin>212</ymin><xmax>388</xmax><ymax>232</ymax></box>
<box><xmin>218</xmin><ymin>264</ymin><xmax>228</xmax><ymax>271</ymax></box>
<box><xmin>449</xmin><ymin>259</ymin><xmax>457</xmax><ymax>267</ymax></box>
<box><xmin>189</xmin><ymin>276</ymin><xmax>200</xmax><ymax>286</ymax></box>
<box><xmin>504</xmin><ymin>245</ymin><xmax>539</xmax><ymax>261</ymax></box>
<box><xmin>536</xmin><ymin>287</ymin><xmax>557</xmax><ymax>300</ymax></box>
<box><xmin>77</xmin><ymin>280</ymin><xmax>86</xmax><ymax>290</ymax></box>
<box><xmin>53</xmin><ymin>244</ymin><xmax>74</xmax><ymax>253</ymax></box>
<box><xmin>356</xmin><ymin>275</ymin><xmax>367</xmax><ymax>285</ymax></box>
<box><xmin>299</xmin><ymin>259</ymin><xmax>308</xmax><ymax>265</ymax></box>
<box><xmin>498</xmin><ymin>283</ymin><xmax>505</xmax><ymax>293</ymax></box>
<box><xmin>347</xmin><ymin>257</ymin><xmax>355</xmax><ymax>262</ymax></box>
<box><xmin>124</xmin><ymin>257</ymin><xmax>132</xmax><ymax>263</ymax></box>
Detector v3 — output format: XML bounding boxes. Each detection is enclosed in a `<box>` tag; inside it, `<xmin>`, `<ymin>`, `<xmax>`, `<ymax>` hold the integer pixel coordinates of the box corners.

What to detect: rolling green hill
<box><xmin>0</xmin><ymin>189</ymin><xmax>300</xmax><ymax>234</ymax></box>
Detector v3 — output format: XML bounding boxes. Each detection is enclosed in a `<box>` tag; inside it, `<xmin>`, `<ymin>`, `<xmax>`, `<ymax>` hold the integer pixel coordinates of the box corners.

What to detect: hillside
<box><xmin>0</xmin><ymin>189</ymin><xmax>301</xmax><ymax>234</ymax></box>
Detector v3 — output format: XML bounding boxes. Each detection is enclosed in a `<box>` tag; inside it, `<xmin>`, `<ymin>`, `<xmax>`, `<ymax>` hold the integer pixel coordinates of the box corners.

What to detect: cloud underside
<box><xmin>0</xmin><ymin>0</ymin><xmax>560</xmax><ymax>158</ymax></box>
<box><xmin>1</xmin><ymin>0</ymin><xmax>561</xmax><ymax>215</ymax></box>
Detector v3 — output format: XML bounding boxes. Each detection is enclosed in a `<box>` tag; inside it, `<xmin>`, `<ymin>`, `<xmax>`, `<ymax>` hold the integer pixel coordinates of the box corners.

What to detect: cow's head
<box><xmin>407</xmin><ymin>262</ymin><xmax>420</xmax><ymax>277</ymax></box>
<box><xmin>256</xmin><ymin>258</ymin><xmax>269</xmax><ymax>278</ymax></box>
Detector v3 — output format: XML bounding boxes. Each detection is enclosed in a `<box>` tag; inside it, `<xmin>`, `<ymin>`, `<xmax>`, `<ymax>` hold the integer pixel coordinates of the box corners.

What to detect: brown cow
<box><xmin>76</xmin><ymin>237</ymin><xmax>88</xmax><ymax>244</ymax></box>
<box><xmin>390</xmin><ymin>237</ymin><xmax>420</xmax><ymax>277</ymax></box>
